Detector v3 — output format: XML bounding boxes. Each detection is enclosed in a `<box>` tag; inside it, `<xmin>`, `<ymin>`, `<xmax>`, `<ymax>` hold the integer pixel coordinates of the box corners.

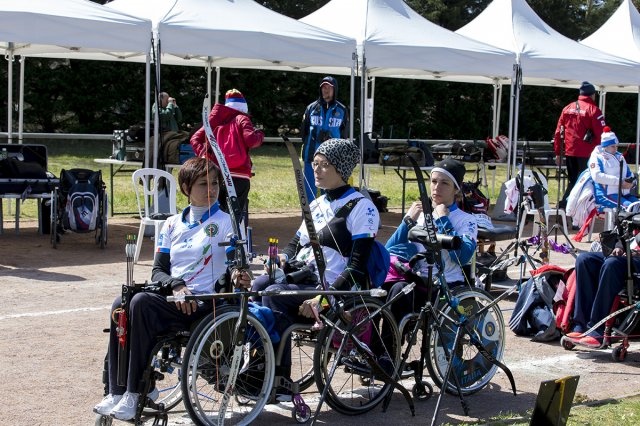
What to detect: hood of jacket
<box><xmin>210</xmin><ymin>103</ymin><xmax>245</xmax><ymax>127</ymax></box>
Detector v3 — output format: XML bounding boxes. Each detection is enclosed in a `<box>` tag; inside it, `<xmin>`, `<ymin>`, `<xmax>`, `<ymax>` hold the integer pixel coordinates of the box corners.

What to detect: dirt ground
<box><xmin>1</xmin><ymin>209</ymin><xmax>639</xmax><ymax>426</ymax></box>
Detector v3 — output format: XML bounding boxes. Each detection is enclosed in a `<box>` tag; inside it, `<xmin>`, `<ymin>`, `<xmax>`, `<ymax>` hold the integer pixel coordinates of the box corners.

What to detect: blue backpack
<box><xmin>335</xmin><ymin>197</ymin><xmax>390</xmax><ymax>288</ymax></box>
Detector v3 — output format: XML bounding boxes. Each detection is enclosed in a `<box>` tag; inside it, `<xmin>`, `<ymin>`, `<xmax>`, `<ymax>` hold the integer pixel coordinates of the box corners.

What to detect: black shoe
<box><xmin>342</xmin><ymin>355</ymin><xmax>395</xmax><ymax>379</ymax></box>
<box><xmin>341</xmin><ymin>356</ymin><xmax>371</xmax><ymax>376</ymax></box>
<box><xmin>377</xmin><ymin>354</ymin><xmax>395</xmax><ymax>378</ymax></box>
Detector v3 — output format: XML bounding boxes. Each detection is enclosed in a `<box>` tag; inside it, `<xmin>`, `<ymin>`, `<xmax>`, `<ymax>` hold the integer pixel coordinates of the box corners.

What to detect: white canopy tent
<box><xmin>456</xmin><ymin>0</ymin><xmax>640</xmax><ymax>175</ymax></box>
<box><xmin>0</xmin><ymin>0</ymin><xmax>153</xmax><ymax>144</ymax></box>
<box><xmin>301</xmin><ymin>0</ymin><xmax>517</xmax><ymax>186</ymax></box>
<box><xmin>106</xmin><ymin>0</ymin><xmax>358</xmax><ymax>166</ymax></box>
<box><xmin>580</xmin><ymin>0</ymin><xmax>640</xmax><ymax>169</ymax></box>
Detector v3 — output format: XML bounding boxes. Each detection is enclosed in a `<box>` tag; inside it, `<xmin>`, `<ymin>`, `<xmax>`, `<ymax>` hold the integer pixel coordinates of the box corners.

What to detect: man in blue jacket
<box><xmin>300</xmin><ymin>76</ymin><xmax>349</xmax><ymax>201</ymax></box>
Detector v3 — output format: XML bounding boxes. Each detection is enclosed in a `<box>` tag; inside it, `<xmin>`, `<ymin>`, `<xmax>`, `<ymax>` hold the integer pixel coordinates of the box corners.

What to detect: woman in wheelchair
<box><xmin>250</xmin><ymin>138</ymin><xmax>380</xmax><ymax>399</ymax></box>
<box><xmin>94</xmin><ymin>157</ymin><xmax>251</xmax><ymax>420</ymax></box>
<box><xmin>383</xmin><ymin>159</ymin><xmax>478</xmax><ymax>322</ymax></box>
<box><xmin>569</xmin><ymin>244</ymin><xmax>640</xmax><ymax>348</ymax></box>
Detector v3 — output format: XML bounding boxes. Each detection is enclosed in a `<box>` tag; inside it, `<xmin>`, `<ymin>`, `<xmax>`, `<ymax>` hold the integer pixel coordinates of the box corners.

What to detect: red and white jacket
<box><xmin>191</xmin><ymin>103</ymin><xmax>264</xmax><ymax>180</ymax></box>
<box><xmin>553</xmin><ymin>95</ymin><xmax>606</xmax><ymax>158</ymax></box>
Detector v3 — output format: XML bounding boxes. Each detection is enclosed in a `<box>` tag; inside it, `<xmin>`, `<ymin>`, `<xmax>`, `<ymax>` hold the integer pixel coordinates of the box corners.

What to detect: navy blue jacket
<box><xmin>300</xmin><ymin>76</ymin><xmax>349</xmax><ymax>162</ymax></box>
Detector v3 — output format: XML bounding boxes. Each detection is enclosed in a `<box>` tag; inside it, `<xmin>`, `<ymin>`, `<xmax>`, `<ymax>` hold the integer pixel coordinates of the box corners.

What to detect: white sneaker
<box><xmin>110</xmin><ymin>391</ymin><xmax>139</xmax><ymax>421</ymax></box>
<box><xmin>93</xmin><ymin>394</ymin><xmax>122</xmax><ymax>416</ymax></box>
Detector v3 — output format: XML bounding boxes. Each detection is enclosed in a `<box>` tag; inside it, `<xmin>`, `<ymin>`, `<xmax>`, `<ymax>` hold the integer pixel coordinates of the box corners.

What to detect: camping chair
<box><xmin>131</xmin><ymin>168</ymin><xmax>177</xmax><ymax>263</ymax></box>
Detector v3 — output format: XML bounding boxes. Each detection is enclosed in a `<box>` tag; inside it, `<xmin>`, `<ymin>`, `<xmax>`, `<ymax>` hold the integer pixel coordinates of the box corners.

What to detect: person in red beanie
<box><xmin>553</xmin><ymin>81</ymin><xmax>606</xmax><ymax>209</ymax></box>
<box><xmin>191</xmin><ymin>88</ymin><xmax>264</xmax><ymax>222</ymax></box>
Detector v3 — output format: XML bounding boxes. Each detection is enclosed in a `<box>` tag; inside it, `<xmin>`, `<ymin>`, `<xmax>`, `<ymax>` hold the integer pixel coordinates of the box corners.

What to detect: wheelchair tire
<box><xmin>288</xmin><ymin>326</ymin><xmax>317</xmax><ymax>392</ymax></box>
<box><xmin>142</xmin><ymin>339</ymin><xmax>185</xmax><ymax>413</ymax></box>
<box><xmin>181</xmin><ymin>309</ymin><xmax>275</xmax><ymax>426</ymax></box>
<box><xmin>397</xmin><ymin>312</ymin><xmax>424</xmax><ymax>380</ymax></box>
<box><xmin>96</xmin><ymin>191</ymin><xmax>108</xmax><ymax>249</ymax></box>
<box><xmin>94</xmin><ymin>414</ymin><xmax>112</xmax><ymax>425</ymax></box>
<box><xmin>425</xmin><ymin>286</ymin><xmax>506</xmax><ymax>395</ymax></box>
<box><xmin>50</xmin><ymin>189</ymin><xmax>58</xmax><ymax>249</ymax></box>
<box><xmin>313</xmin><ymin>297</ymin><xmax>401</xmax><ymax>416</ymax></box>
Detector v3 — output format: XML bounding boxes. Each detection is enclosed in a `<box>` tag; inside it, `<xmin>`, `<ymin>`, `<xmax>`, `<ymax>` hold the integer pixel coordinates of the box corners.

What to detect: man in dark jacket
<box><xmin>553</xmin><ymin>81</ymin><xmax>606</xmax><ymax>209</ymax></box>
<box><xmin>300</xmin><ymin>76</ymin><xmax>349</xmax><ymax>201</ymax></box>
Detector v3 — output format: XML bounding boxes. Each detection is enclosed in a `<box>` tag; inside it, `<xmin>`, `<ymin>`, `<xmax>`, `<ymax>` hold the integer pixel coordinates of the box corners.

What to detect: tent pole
<box><xmin>215</xmin><ymin>66</ymin><xmax>221</xmax><ymax>103</ymax></box>
<box><xmin>599</xmin><ymin>88</ymin><xmax>606</xmax><ymax>116</ymax></box>
<box><xmin>205</xmin><ymin>61</ymin><xmax>211</xmax><ymax>108</ymax></box>
<box><xmin>152</xmin><ymin>38</ymin><xmax>161</xmax><ymax>170</ymax></box>
<box><xmin>511</xmin><ymin>65</ymin><xmax>522</xmax><ymax>180</ymax></box>
<box><xmin>359</xmin><ymin>54</ymin><xmax>367</xmax><ymax>189</ymax></box>
<box><xmin>636</xmin><ymin>88</ymin><xmax>640</xmax><ymax>173</ymax></box>
<box><xmin>18</xmin><ymin>56</ymin><xmax>24</xmax><ymax>144</ymax></box>
<box><xmin>507</xmin><ymin>61</ymin><xmax>520</xmax><ymax>180</ymax></box>
<box><xmin>350</xmin><ymin>50</ymin><xmax>355</xmax><ymax>143</ymax></box>
<box><xmin>6</xmin><ymin>45</ymin><xmax>13</xmax><ymax>143</ymax></box>
<box><xmin>492</xmin><ymin>79</ymin><xmax>501</xmax><ymax>138</ymax></box>
<box><xmin>144</xmin><ymin>52</ymin><xmax>151</xmax><ymax>169</ymax></box>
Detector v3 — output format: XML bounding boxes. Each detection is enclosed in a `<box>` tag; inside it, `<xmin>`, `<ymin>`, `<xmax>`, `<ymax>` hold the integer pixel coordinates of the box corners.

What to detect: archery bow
<box><xmin>201</xmin><ymin>95</ymin><xmax>251</xmax><ymax>421</ymax></box>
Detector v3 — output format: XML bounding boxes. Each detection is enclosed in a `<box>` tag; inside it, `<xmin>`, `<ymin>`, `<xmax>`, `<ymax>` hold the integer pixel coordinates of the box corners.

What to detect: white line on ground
<box><xmin>0</xmin><ymin>306</ymin><xmax>110</xmax><ymax>321</ymax></box>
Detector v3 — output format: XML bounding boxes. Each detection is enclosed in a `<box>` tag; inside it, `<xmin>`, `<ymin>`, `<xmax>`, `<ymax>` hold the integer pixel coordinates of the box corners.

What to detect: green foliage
<box><xmin>0</xmin><ymin>0</ymin><xmax>638</xmax><ymax>143</ymax></box>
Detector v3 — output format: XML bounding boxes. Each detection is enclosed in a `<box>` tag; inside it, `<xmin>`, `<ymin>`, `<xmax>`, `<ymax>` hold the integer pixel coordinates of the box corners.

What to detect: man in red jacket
<box><xmin>191</xmin><ymin>89</ymin><xmax>264</xmax><ymax>220</ymax></box>
<box><xmin>553</xmin><ymin>81</ymin><xmax>606</xmax><ymax>209</ymax></box>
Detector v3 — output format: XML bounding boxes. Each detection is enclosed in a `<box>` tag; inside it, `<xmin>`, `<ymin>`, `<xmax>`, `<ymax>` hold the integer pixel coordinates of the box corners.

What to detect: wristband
<box><xmin>403</xmin><ymin>216</ymin><xmax>417</xmax><ymax>229</ymax></box>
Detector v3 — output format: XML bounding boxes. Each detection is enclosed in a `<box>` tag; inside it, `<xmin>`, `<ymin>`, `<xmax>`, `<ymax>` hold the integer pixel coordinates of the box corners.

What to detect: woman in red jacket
<box><xmin>190</xmin><ymin>89</ymin><xmax>264</xmax><ymax>220</ymax></box>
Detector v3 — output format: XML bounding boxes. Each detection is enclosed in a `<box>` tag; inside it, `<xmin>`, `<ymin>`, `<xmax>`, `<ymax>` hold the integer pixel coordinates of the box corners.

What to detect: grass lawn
<box><xmin>6</xmin><ymin>140</ymin><xmax>563</xmax><ymax>219</ymax></box>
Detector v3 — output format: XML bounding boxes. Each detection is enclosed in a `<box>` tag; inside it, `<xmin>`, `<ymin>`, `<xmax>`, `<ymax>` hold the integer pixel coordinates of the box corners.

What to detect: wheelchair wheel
<box><xmin>94</xmin><ymin>414</ymin><xmax>112</xmax><ymax>425</ymax></box>
<box><xmin>612</xmin><ymin>301</ymin><xmax>640</xmax><ymax>339</ymax></box>
<box><xmin>96</xmin><ymin>190</ymin><xmax>108</xmax><ymax>249</ymax></box>
<box><xmin>425</xmin><ymin>286</ymin><xmax>505</xmax><ymax>395</ymax></box>
<box><xmin>181</xmin><ymin>310</ymin><xmax>275</xmax><ymax>425</ymax></box>
<box><xmin>313</xmin><ymin>297</ymin><xmax>401</xmax><ymax>416</ymax></box>
<box><xmin>143</xmin><ymin>339</ymin><xmax>185</xmax><ymax>413</ymax></box>
<box><xmin>397</xmin><ymin>313</ymin><xmax>424</xmax><ymax>380</ymax></box>
<box><xmin>50</xmin><ymin>189</ymin><xmax>58</xmax><ymax>249</ymax></box>
<box><xmin>289</xmin><ymin>326</ymin><xmax>317</xmax><ymax>392</ymax></box>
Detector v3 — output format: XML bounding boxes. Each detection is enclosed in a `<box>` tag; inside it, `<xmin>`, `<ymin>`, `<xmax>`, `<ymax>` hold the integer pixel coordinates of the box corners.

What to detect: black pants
<box><xmin>107</xmin><ymin>292</ymin><xmax>214</xmax><ymax>395</ymax></box>
<box><xmin>560</xmin><ymin>156</ymin><xmax>588</xmax><ymax>208</ymax></box>
<box><xmin>218</xmin><ymin>177</ymin><xmax>250</xmax><ymax>224</ymax></box>
<box><xmin>251</xmin><ymin>275</ymin><xmax>315</xmax><ymax>377</ymax></box>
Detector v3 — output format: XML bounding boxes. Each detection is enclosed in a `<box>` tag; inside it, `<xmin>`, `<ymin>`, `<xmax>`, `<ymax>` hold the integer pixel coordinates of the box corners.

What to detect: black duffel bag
<box><xmin>378</xmin><ymin>146</ymin><xmax>426</xmax><ymax>168</ymax></box>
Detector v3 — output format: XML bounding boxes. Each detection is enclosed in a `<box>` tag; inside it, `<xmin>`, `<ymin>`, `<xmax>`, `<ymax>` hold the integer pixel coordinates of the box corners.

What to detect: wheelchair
<box><xmin>180</xmin><ymin>305</ymin><xmax>317</xmax><ymax>425</ymax></box>
<box><xmin>50</xmin><ymin>168</ymin><xmax>108</xmax><ymax>249</ymax></box>
<box><xmin>561</xmin><ymin>286</ymin><xmax>640</xmax><ymax>362</ymax></box>
<box><xmin>560</xmin><ymin>211</ymin><xmax>640</xmax><ymax>361</ymax></box>
<box><xmin>95</xmin><ymin>329</ymin><xmax>188</xmax><ymax>426</ymax></box>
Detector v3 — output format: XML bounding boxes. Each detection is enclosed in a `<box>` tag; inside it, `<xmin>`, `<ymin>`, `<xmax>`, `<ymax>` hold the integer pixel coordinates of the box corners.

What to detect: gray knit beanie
<box><xmin>314</xmin><ymin>138</ymin><xmax>359</xmax><ymax>183</ymax></box>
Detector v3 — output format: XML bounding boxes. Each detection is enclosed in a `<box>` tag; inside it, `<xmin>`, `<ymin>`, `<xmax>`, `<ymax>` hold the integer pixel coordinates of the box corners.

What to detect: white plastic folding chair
<box><xmin>516</xmin><ymin>170</ymin><xmax>570</xmax><ymax>239</ymax></box>
<box><xmin>131</xmin><ymin>168</ymin><xmax>178</xmax><ymax>263</ymax></box>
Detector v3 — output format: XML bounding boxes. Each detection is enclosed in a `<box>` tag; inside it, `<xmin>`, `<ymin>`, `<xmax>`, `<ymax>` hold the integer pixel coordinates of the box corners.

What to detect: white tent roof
<box><xmin>456</xmin><ymin>0</ymin><xmax>640</xmax><ymax>88</ymax></box>
<box><xmin>0</xmin><ymin>0</ymin><xmax>152</xmax><ymax>60</ymax></box>
<box><xmin>300</xmin><ymin>0</ymin><xmax>515</xmax><ymax>83</ymax></box>
<box><xmin>153</xmin><ymin>0</ymin><xmax>355</xmax><ymax>73</ymax></box>
<box><xmin>581</xmin><ymin>0</ymin><xmax>640</xmax><ymax>64</ymax></box>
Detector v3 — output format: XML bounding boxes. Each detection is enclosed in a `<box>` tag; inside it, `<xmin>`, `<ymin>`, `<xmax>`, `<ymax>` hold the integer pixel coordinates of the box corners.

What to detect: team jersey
<box><xmin>156</xmin><ymin>203</ymin><xmax>234</xmax><ymax>294</ymax></box>
<box><xmin>415</xmin><ymin>204</ymin><xmax>478</xmax><ymax>284</ymax></box>
<box><xmin>294</xmin><ymin>188</ymin><xmax>380</xmax><ymax>285</ymax></box>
